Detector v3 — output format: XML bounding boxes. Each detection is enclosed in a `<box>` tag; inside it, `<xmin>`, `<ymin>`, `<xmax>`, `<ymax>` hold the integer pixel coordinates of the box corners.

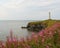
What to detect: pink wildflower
<box><xmin>26</xmin><ymin>45</ymin><xmax>31</xmax><ymax>48</ymax></box>
<box><xmin>46</xmin><ymin>45</ymin><xmax>49</xmax><ymax>48</ymax></box>
<box><xmin>42</xmin><ymin>38</ymin><xmax>45</xmax><ymax>43</ymax></box>
<box><xmin>38</xmin><ymin>31</ymin><xmax>44</xmax><ymax>37</ymax></box>
<box><xmin>31</xmin><ymin>32</ymin><xmax>35</xmax><ymax>36</ymax></box>
<box><xmin>26</xmin><ymin>36</ymin><xmax>31</xmax><ymax>42</ymax></box>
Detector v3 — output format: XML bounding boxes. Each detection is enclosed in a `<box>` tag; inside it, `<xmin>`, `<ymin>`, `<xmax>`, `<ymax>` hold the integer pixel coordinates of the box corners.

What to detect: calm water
<box><xmin>0</xmin><ymin>20</ymin><xmax>36</xmax><ymax>41</ymax></box>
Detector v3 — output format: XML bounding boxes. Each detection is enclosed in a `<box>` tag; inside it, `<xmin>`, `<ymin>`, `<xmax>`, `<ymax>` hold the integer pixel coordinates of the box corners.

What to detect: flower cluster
<box><xmin>0</xmin><ymin>22</ymin><xmax>60</xmax><ymax>48</ymax></box>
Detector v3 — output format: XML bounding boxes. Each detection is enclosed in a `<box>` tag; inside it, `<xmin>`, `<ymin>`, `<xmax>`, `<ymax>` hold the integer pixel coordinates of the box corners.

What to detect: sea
<box><xmin>0</xmin><ymin>20</ymin><xmax>37</xmax><ymax>41</ymax></box>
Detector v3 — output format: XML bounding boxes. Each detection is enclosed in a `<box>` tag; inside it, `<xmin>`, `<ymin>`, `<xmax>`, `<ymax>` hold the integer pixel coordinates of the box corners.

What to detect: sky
<box><xmin>0</xmin><ymin>0</ymin><xmax>60</xmax><ymax>20</ymax></box>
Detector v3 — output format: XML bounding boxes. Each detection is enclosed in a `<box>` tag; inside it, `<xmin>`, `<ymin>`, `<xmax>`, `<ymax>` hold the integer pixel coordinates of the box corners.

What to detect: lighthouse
<box><xmin>49</xmin><ymin>12</ymin><xmax>51</xmax><ymax>20</ymax></box>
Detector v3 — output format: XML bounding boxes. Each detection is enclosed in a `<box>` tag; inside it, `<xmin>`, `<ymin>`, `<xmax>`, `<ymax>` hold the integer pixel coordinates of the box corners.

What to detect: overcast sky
<box><xmin>0</xmin><ymin>0</ymin><xmax>60</xmax><ymax>20</ymax></box>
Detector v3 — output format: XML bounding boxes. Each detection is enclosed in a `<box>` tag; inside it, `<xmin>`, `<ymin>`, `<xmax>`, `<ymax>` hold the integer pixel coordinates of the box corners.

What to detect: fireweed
<box><xmin>0</xmin><ymin>22</ymin><xmax>60</xmax><ymax>48</ymax></box>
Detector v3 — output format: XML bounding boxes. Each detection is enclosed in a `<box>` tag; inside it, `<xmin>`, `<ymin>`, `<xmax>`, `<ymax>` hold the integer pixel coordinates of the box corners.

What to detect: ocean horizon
<box><xmin>0</xmin><ymin>20</ymin><xmax>37</xmax><ymax>41</ymax></box>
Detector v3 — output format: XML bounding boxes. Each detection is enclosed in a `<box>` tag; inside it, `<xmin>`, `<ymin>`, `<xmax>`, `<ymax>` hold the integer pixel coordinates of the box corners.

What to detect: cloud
<box><xmin>3</xmin><ymin>0</ymin><xmax>53</xmax><ymax>8</ymax></box>
<box><xmin>0</xmin><ymin>0</ymin><xmax>60</xmax><ymax>20</ymax></box>
<box><xmin>0</xmin><ymin>6</ymin><xmax>8</xmax><ymax>19</ymax></box>
<box><xmin>1</xmin><ymin>0</ymin><xmax>60</xmax><ymax>9</ymax></box>
<box><xmin>51</xmin><ymin>8</ymin><xmax>60</xmax><ymax>19</ymax></box>
<box><xmin>2</xmin><ymin>0</ymin><xmax>24</xmax><ymax>8</ymax></box>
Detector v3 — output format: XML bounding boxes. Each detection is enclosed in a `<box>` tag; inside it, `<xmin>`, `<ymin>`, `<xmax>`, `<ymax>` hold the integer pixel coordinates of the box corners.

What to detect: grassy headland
<box><xmin>26</xmin><ymin>19</ymin><xmax>60</xmax><ymax>32</ymax></box>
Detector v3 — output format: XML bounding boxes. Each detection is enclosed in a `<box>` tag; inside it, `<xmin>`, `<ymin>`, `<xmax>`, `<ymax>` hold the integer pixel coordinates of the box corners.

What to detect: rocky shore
<box><xmin>21</xmin><ymin>19</ymin><xmax>60</xmax><ymax>32</ymax></box>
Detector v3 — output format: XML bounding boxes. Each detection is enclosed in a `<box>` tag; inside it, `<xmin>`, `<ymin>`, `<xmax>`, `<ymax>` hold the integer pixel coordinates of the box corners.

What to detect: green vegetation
<box><xmin>0</xmin><ymin>22</ymin><xmax>60</xmax><ymax>48</ymax></box>
<box><xmin>28</xmin><ymin>19</ymin><xmax>60</xmax><ymax>27</ymax></box>
<box><xmin>27</xmin><ymin>19</ymin><xmax>60</xmax><ymax>32</ymax></box>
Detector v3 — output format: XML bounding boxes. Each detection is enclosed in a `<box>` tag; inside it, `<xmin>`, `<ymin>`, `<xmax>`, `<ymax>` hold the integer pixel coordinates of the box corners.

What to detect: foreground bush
<box><xmin>0</xmin><ymin>22</ymin><xmax>60</xmax><ymax>48</ymax></box>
